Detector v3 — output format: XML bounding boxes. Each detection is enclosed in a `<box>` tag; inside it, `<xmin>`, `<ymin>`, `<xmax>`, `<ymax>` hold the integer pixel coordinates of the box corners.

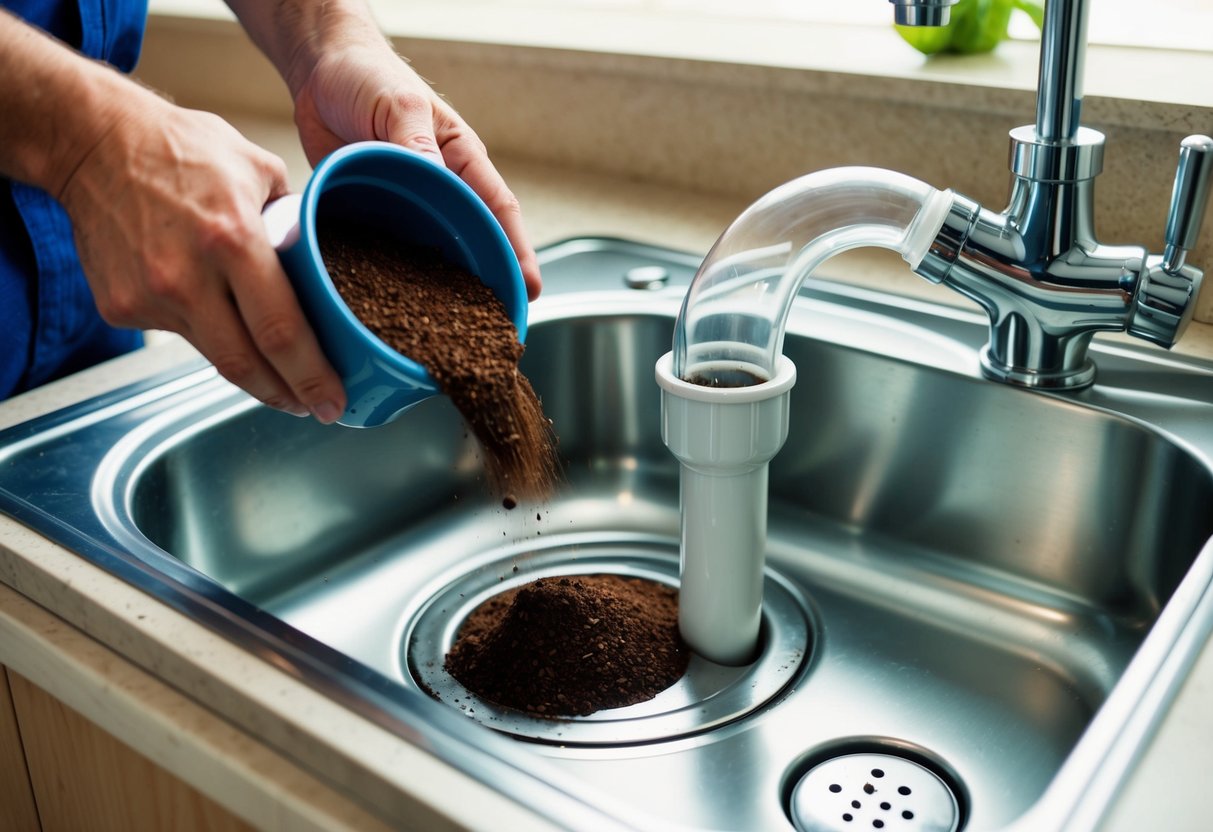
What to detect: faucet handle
<box><xmin>1163</xmin><ymin>135</ymin><xmax>1213</xmax><ymax>274</ymax></box>
<box><xmin>1128</xmin><ymin>257</ymin><xmax>1203</xmax><ymax>349</ymax></box>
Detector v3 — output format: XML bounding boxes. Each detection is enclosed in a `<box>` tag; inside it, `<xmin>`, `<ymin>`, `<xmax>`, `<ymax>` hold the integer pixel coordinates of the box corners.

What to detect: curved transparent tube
<box><xmin>672</xmin><ymin>167</ymin><xmax>954</xmax><ymax>381</ymax></box>
<box><xmin>662</xmin><ymin>166</ymin><xmax>954</xmax><ymax>665</ymax></box>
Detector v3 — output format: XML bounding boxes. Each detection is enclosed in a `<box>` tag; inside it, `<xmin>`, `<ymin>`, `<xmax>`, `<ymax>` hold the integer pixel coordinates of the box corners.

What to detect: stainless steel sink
<box><xmin>2</xmin><ymin>238</ymin><xmax>1212</xmax><ymax>831</ymax></box>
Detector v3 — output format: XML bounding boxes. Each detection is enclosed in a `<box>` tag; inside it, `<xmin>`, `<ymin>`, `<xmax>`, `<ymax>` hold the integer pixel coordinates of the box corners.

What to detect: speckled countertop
<box><xmin>1</xmin><ymin>7</ymin><xmax>1212</xmax><ymax>831</ymax></box>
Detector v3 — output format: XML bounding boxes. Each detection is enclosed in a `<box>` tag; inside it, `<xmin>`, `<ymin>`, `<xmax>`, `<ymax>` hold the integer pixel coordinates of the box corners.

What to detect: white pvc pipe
<box><xmin>656</xmin><ymin>352</ymin><xmax>796</xmax><ymax>666</ymax></box>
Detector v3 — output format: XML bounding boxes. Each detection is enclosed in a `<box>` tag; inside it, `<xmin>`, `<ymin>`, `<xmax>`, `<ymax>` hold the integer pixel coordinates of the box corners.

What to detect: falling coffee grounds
<box><xmin>446</xmin><ymin>575</ymin><xmax>688</xmax><ymax>717</ymax></box>
<box><xmin>319</xmin><ymin>221</ymin><xmax>559</xmax><ymax>504</ymax></box>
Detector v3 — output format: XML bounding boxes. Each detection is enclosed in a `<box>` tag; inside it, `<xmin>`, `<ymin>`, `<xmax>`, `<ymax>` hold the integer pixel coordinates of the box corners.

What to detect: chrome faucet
<box><xmin>890</xmin><ymin>0</ymin><xmax>961</xmax><ymax>27</ymax></box>
<box><xmin>896</xmin><ymin>0</ymin><xmax>1212</xmax><ymax>389</ymax></box>
<box><xmin>661</xmin><ymin>0</ymin><xmax>1211</xmax><ymax>666</ymax></box>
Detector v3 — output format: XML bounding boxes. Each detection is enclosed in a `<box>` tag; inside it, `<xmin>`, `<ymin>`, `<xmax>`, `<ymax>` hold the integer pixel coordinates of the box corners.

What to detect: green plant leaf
<box><xmin>949</xmin><ymin>0</ymin><xmax>1014</xmax><ymax>54</ymax></box>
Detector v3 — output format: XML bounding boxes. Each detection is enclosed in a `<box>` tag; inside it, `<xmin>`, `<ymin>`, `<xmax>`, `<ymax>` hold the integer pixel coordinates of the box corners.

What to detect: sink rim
<box><xmin>0</xmin><ymin>237</ymin><xmax>1211</xmax><ymax>831</ymax></box>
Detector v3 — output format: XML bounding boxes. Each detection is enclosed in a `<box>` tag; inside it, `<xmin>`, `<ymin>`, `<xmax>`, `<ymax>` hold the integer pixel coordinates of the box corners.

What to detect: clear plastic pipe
<box><xmin>672</xmin><ymin>167</ymin><xmax>954</xmax><ymax>384</ymax></box>
<box><xmin>661</xmin><ymin>167</ymin><xmax>954</xmax><ymax>666</ymax></box>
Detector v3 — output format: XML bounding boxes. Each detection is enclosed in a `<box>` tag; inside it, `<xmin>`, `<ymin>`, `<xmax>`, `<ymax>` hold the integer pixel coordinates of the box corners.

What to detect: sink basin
<box><xmin>2</xmin><ymin>238</ymin><xmax>1212</xmax><ymax>830</ymax></box>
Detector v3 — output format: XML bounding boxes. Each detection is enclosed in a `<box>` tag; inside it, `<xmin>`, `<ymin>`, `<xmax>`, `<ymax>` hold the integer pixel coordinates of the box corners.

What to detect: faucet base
<box><xmin>980</xmin><ymin>346</ymin><xmax>1096</xmax><ymax>390</ymax></box>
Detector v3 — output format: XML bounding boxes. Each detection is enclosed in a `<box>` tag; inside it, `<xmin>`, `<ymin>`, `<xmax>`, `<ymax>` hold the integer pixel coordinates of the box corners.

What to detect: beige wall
<box><xmin>135</xmin><ymin>17</ymin><xmax>1213</xmax><ymax>325</ymax></box>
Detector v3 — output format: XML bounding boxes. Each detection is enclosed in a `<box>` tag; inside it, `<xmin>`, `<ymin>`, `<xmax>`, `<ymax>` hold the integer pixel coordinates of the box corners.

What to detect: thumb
<box><xmin>252</xmin><ymin>146</ymin><xmax>294</xmax><ymax>205</ymax></box>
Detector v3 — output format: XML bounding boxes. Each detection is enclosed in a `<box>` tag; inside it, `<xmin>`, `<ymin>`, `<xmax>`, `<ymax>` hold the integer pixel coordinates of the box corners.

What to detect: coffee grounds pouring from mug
<box><xmin>319</xmin><ymin>221</ymin><xmax>559</xmax><ymax>505</ymax></box>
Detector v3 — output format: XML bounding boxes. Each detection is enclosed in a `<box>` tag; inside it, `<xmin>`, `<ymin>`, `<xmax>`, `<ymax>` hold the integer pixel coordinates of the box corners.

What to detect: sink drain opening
<box><xmin>790</xmin><ymin>752</ymin><xmax>961</xmax><ymax>832</ymax></box>
<box><xmin>403</xmin><ymin>544</ymin><xmax>812</xmax><ymax>746</ymax></box>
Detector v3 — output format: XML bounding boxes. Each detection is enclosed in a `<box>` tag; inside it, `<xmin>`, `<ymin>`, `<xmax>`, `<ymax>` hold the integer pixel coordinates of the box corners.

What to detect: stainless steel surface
<box><xmin>624</xmin><ymin>265</ymin><xmax>671</xmax><ymax>290</ymax></box>
<box><xmin>791</xmin><ymin>753</ymin><xmax>959</xmax><ymax>832</ymax></box>
<box><xmin>912</xmin><ymin>0</ymin><xmax>1211</xmax><ymax>388</ymax></box>
<box><xmin>406</xmin><ymin>549</ymin><xmax>810</xmax><ymax>744</ymax></box>
<box><xmin>2</xmin><ymin>238</ymin><xmax>1213</xmax><ymax>830</ymax></box>
<box><xmin>888</xmin><ymin>0</ymin><xmax>959</xmax><ymax>27</ymax></box>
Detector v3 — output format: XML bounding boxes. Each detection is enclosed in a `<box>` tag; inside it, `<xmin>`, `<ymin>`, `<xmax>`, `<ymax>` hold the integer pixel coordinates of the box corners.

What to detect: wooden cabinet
<box><xmin>1</xmin><ymin>666</ymin><xmax>40</xmax><ymax>832</ymax></box>
<box><xmin>1</xmin><ymin>664</ymin><xmax>254</xmax><ymax>832</ymax></box>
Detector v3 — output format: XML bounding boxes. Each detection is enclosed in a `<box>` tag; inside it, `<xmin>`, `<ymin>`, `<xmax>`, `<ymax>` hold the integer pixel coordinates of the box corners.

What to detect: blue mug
<box><xmin>262</xmin><ymin>141</ymin><xmax>528</xmax><ymax>428</ymax></box>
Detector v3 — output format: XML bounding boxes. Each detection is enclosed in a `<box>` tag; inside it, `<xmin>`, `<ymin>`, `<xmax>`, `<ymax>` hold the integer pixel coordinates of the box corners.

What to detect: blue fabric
<box><xmin>0</xmin><ymin>0</ymin><xmax>149</xmax><ymax>400</ymax></box>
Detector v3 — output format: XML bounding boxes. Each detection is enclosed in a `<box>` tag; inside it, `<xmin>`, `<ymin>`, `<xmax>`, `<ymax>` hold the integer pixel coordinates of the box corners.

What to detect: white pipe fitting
<box><xmin>655</xmin><ymin>351</ymin><xmax>796</xmax><ymax>666</ymax></box>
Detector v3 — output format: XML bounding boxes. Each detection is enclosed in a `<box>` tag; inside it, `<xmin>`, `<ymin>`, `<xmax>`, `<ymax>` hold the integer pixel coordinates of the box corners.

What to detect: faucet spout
<box><xmin>888</xmin><ymin>0</ymin><xmax>960</xmax><ymax>27</ymax></box>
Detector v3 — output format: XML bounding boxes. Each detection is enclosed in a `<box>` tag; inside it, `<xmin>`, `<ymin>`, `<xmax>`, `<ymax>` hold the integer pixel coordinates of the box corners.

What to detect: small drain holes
<box><xmin>789</xmin><ymin>751</ymin><xmax>961</xmax><ymax>832</ymax></box>
<box><xmin>819</xmin><ymin>777</ymin><xmax>932</xmax><ymax>830</ymax></box>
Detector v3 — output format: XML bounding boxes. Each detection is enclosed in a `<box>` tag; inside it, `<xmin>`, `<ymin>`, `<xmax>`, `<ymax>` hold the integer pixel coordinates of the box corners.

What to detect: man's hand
<box><xmin>59</xmin><ymin>93</ymin><xmax>348</xmax><ymax>422</ymax></box>
<box><xmin>290</xmin><ymin>43</ymin><xmax>541</xmax><ymax>300</ymax></box>
<box><xmin>227</xmin><ymin>0</ymin><xmax>542</xmax><ymax>300</ymax></box>
<box><xmin>0</xmin><ymin>10</ymin><xmax>347</xmax><ymax>421</ymax></box>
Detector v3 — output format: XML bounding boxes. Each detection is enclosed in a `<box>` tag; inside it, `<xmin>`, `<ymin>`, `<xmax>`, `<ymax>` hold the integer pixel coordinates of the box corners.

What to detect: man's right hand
<box><xmin>0</xmin><ymin>10</ymin><xmax>347</xmax><ymax>422</ymax></box>
<box><xmin>60</xmin><ymin>92</ymin><xmax>347</xmax><ymax>423</ymax></box>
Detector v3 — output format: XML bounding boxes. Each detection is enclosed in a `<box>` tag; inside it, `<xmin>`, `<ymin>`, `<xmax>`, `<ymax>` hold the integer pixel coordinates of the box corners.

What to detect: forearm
<box><xmin>223</xmin><ymin>0</ymin><xmax>389</xmax><ymax>98</ymax></box>
<box><xmin>0</xmin><ymin>10</ymin><xmax>145</xmax><ymax>197</ymax></box>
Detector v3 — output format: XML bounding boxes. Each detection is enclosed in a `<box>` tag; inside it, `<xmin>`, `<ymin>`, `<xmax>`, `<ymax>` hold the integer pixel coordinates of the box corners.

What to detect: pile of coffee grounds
<box><xmin>445</xmin><ymin>575</ymin><xmax>688</xmax><ymax>717</ymax></box>
<box><xmin>319</xmin><ymin>221</ymin><xmax>559</xmax><ymax>504</ymax></box>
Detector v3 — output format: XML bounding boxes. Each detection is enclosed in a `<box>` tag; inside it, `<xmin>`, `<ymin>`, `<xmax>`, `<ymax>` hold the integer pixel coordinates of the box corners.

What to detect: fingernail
<box><xmin>267</xmin><ymin>398</ymin><xmax>309</xmax><ymax>418</ymax></box>
<box><xmin>311</xmin><ymin>401</ymin><xmax>342</xmax><ymax>424</ymax></box>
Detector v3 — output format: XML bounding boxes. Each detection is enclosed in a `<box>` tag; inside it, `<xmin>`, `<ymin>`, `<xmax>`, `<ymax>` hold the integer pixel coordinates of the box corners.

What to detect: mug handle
<box><xmin>262</xmin><ymin>193</ymin><xmax>305</xmax><ymax>252</ymax></box>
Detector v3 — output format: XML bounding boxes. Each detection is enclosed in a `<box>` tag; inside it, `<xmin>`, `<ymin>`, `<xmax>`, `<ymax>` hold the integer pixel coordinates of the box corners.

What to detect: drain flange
<box><xmin>404</xmin><ymin>543</ymin><xmax>811</xmax><ymax>745</ymax></box>
<box><xmin>791</xmin><ymin>752</ymin><xmax>960</xmax><ymax>832</ymax></box>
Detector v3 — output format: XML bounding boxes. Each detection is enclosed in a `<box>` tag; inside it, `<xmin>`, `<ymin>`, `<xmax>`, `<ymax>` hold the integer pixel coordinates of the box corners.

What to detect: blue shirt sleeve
<box><xmin>0</xmin><ymin>0</ymin><xmax>149</xmax><ymax>399</ymax></box>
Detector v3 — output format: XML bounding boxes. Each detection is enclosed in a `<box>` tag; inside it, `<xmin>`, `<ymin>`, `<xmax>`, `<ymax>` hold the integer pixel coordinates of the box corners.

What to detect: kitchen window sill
<box><xmin>148</xmin><ymin>0</ymin><xmax>1213</xmax><ymax>131</ymax></box>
